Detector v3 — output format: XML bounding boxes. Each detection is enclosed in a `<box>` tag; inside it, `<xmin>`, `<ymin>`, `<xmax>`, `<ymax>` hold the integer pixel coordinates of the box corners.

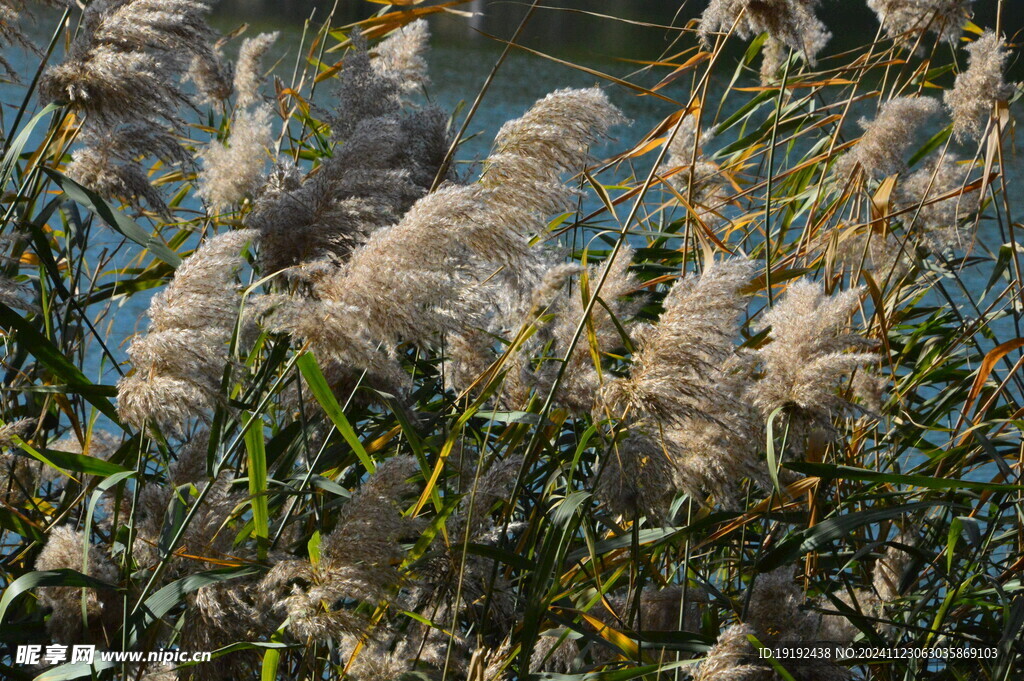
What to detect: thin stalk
<box><xmin>430</xmin><ymin>0</ymin><xmax>541</xmax><ymax>191</ymax></box>
<box><xmin>763</xmin><ymin>50</ymin><xmax>793</xmax><ymax>306</ymax></box>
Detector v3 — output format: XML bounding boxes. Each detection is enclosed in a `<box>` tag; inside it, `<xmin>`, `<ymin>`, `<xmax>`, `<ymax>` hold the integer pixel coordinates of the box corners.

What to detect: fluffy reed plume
<box><xmin>829</xmin><ymin>219</ymin><xmax>918</xmax><ymax>284</ymax></box>
<box><xmin>595</xmin><ymin>427</ymin><xmax>679</xmax><ymax>520</ymax></box>
<box><xmin>695</xmin><ymin>569</ymin><xmax>872</xmax><ymax>679</ymax></box>
<box><xmin>608</xmin><ymin>584</ymin><xmax>706</xmax><ymax>632</ymax></box>
<box><xmin>344</xmin><ymin>643</ymin><xmax>413</xmax><ymax>681</ymax></box>
<box><xmin>0</xmin><ymin>233</ymin><xmax>38</xmax><ymax>312</ymax></box>
<box><xmin>0</xmin><ymin>3</ymin><xmax>22</xmax><ymax>77</ymax></box>
<box><xmin>0</xmin><ymin>230</ymin><xmax>23</xmax><ymax>263</ymax></box>
<box><xmin>872</xmin><ymin>531</ymin><xmax>917</xmax><ymax>602</ymax></box>
<box><xmin>751</xmin><ymin>280</ymin><xmax>876</xmax><ymax>440</ymax></box>
<box><xmin>442</xmin><ymin>261</ymin><xmax>583</xmax><ymax>399</ymax></box>
<box><xmin>531</xmin><ymin>634</ymin><xmax>579</xmax><ymax>674</ymax></box>
<box><xmin>126</xmin><ymin>430</ymin><xmax>283</xmax><ymax>681</ymax></box>
<box><xmin>52</xmin><ymin>429</ymin><xmax>119</xmax><ymax>456</ymax></box>
<box><xmin>39</xmin><ymin>0</ymin><xmax>221</xmax><ymax>209</ymax></box>
<box><xmin>836</xmin><ymin>96</ymin><xmax>941</xmax><ymax>180</ymax></box>
<box><xmin>698</xmin><ymin>0</ymin><xmax>832</xmax><ymax>67</ymax></box>
<box><xmin>691</xmin><ymin>624</ymin><xmax>767</xmax><ymax>681</ymax></box>
<box><xmin>39</xmin><ymin>0</ymin><xmax>216</xmax><ymax>123</ymax></box>
<box><xmin>444</xmin><ymin>327</ymin><xmax>508</xmax><ymax>398</ymax></box>
<box><xmin>346</xmin><ymin>626</ymin><xmax>459</xmax><ymax>681</ymax></box>
<box><xmin>533</xmin><ymin>593</ymin><xmax>695</xmax><ymax>674</ymax></box>
<box><xmin>328</xmin><ymin>36</ymin><xmax>402</xmax><ymax>141</ymax></box>
<box><xmin>0</xmin><ymin>417</ymin><xmax>33</xmax><ymax>449</ymax></box>
<box><xmin>262</xmin><ymin>88</ymin><xmax>623</xmax><ymax>394</ymax></box>
<box><xmin>167</xmin><ymin>429</ymin><xmax>210</xmax><ymax>486</ymax></box>
<box><xmin>129</xmin><ymin>458</ymin><xmax>270</xmax><ymax>681</ymax></box>
<box><xmin>250</xmin><ymin>35</ymin><xmax>449</xmax><ymax>274</ymax></box>
<box><xmin>117</xmin><ymin>230</ymin><xmax>255</xmax><ymax>432</ymax></box>
<box><xmin>814</xmin><ymin>533</ymin><xmax>918</xmax><ymax>642</ymax></box>
<box><xmin>1</xmin><ymin>418</ymin><xmax>35</xmax><ymax>502</ymax></box>
<box><xmin>337</xmin><ymin>455</ymin><xmax>521</xmax><ymax>681</ymax></box>
<box><xmin>512</xmin><ymin>251</ymin><xmax>641</xmax><ymax>414</ymax></box>
<box><xmin>34</xmin><ymin>526</ymin><xmax>118</xmax><ymax>643</ymax></box>
<box><xmin>65</xmin><ymin>122</ymin><xmax>191</xmax><ymax>212</ymax></box>
<box><xmin>256</xmin><ymin>202</ymin><xmax>443</xmax><ymax>388</ymax></box>
<box><xmin>131</xmin><ymin>463</ymin><xmax>242</xmax><ymax>579</ymax></box>
<box><xmin>852</xmin><ymin>369</ymin><xmax>888</xmax><ymax>414</ymax></box>
<box><xmin>130</xmin><ymin>432</ymin><xmax>287</xmax><ymax>681</ymax></box>
<box><xmin>413</xmin><ymin>455</ymin><xmax>523</xmax><ymax>629</ymax></box>
<box><xmin>138</xmin><ymin>664</ymin><xmax>178</xmax><ymax>681</ymax></box>
<box><xmin>188</xmin><ymin>45</ymin><xmax>233</xmax><ymax>104</ymax></box>
<box><xmin>602</xmin><ymin>259</ymin><xmax>753</xmax><ymax>425</ymax></box>
<box><xmin>373</xmin><ymin>19</ymin><xmax>430</xmax><ymax>94</ymax></box>
<box><xmin>744</xmin><ymin>567</ymin><xmax>823</xmax><ymax>640</ymax></box>
<box><xmin>868</xmin><ymin>0</ymin><xmax>973</xmax><ymax>42</ymax></box>
<box><xmin>898</xmin><ymin>153</ymin><xmax>978</xmax><ymax>252</ymax></box>
<box><xmin>596</xmin><ymin>260</ymin><xmax>759</xmax><ymax>515</ymax></box>
<box><xmin>478</xmin><ymin>88</ymin><xmax>628</xmax><ymax>225</ymax></box>
<box><xmin>197</xmin><ymin>106</ymin><xmax>272</xmax><ymax>211</ymax></box>
<box><xmin>0</xmin><ymin>275</ymin><xmax>36</xmax><ymax>312</ymax></box>
<box><xmin>759</xmin><ymin>35</ymin><xmax>790</xmax><ymax>84</ymax></box>
<box><xmin>197</xmin><ymin>33</ymin><xmax>278</xmax><ymax>212</ymax></box>
<box><xmin>261</xmin><ymin>456</ymin><xmax>419</xmax><ymax>642</ymax></box>
<box><xmin>665</xmin><ymin>372</ymin><xmax>766</xmax><ymax>504</ymax></box>
<box><xmin>444</xmin><ymin>89</ymin><xmax>630</xmax><ymax>402</ymax></box>
<box><xmin>731</xmin><ymin>568</ymin><xmax>854</xmax><ymax>680</ymax></box>
<box><xmin>311</xmin><ymin>185</ymin><xmax>508</xmax><ymax>346</ymax></box>
<box><xmin>181</xmin><ymin>580</ymin><xmax>269</xmax><ymax>680</ymax></box>
<box><xmin>660</xmin><ymin>114</ymin><xmax>729</xmax><ymax>223</ymax></box>
<box><xmin>814</xmin><ymin>591</ymin><xmax>868</xmax><ymax>644</ymax></box>
<box><xmin>944</xmin><ymin>31</ymin><xmax>1014</xmax><ymax>142</ymax></box>
<box><xmin>234</xmin><ymin>32</ymin><xmax>278</xmax><ymax>108</ymax></box>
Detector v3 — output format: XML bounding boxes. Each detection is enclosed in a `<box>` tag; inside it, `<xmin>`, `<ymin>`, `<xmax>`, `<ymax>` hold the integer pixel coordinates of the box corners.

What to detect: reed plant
<box><xmin>0</xmin><ymin>1</ymin><xmax>1021</xmax><ymax>680</ymax></box>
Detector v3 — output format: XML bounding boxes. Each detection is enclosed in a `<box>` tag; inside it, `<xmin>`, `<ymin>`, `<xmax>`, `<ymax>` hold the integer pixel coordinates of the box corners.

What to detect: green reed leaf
<box><xmin>43</xmin><ymin>168</ymin><xmax>182</xmax><ymax>268</ymax></box>
<box><xmin>296</xmin><ymin>351</ymin><xmax>375</xmax><ymax>473</ymax></box>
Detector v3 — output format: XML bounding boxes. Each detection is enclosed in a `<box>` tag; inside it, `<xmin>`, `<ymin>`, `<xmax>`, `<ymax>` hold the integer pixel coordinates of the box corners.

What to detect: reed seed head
<box><xmin>34</xmin><ymin>526</ymin><xmax>118</xmax><ymax>643</ymax></box>
<box><xmin>945</xmin><ymin>30</ymin><xmax>1014</xmax><ymax>142</ymax></box>
<box><xmin>836</xmin><ymin>96</ymin><xmax>941</xmax><ymax>180</ymax></box>
<box><xmin>372</xmin><ymin>20</ymin><xmax>430</xmax><ymax>94</ymax></box>
<box><xmin>868</xmin><ymin>0</ymin><xmax>973</xmax><ymax>42</ymax></box>
<box><xmin>699</xmin><ymin>0</ymin><xmax>832</xmax><ymax>67</ymax></box>
<box><xmin>751</xmin><ymin>280</ymin><xmax>877</xmax><ymax>433</ymax></box>
<box><xmin>118</xmin><ymin>230</ymin><xmax>255</xmax><ymax>431</ymax></box>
